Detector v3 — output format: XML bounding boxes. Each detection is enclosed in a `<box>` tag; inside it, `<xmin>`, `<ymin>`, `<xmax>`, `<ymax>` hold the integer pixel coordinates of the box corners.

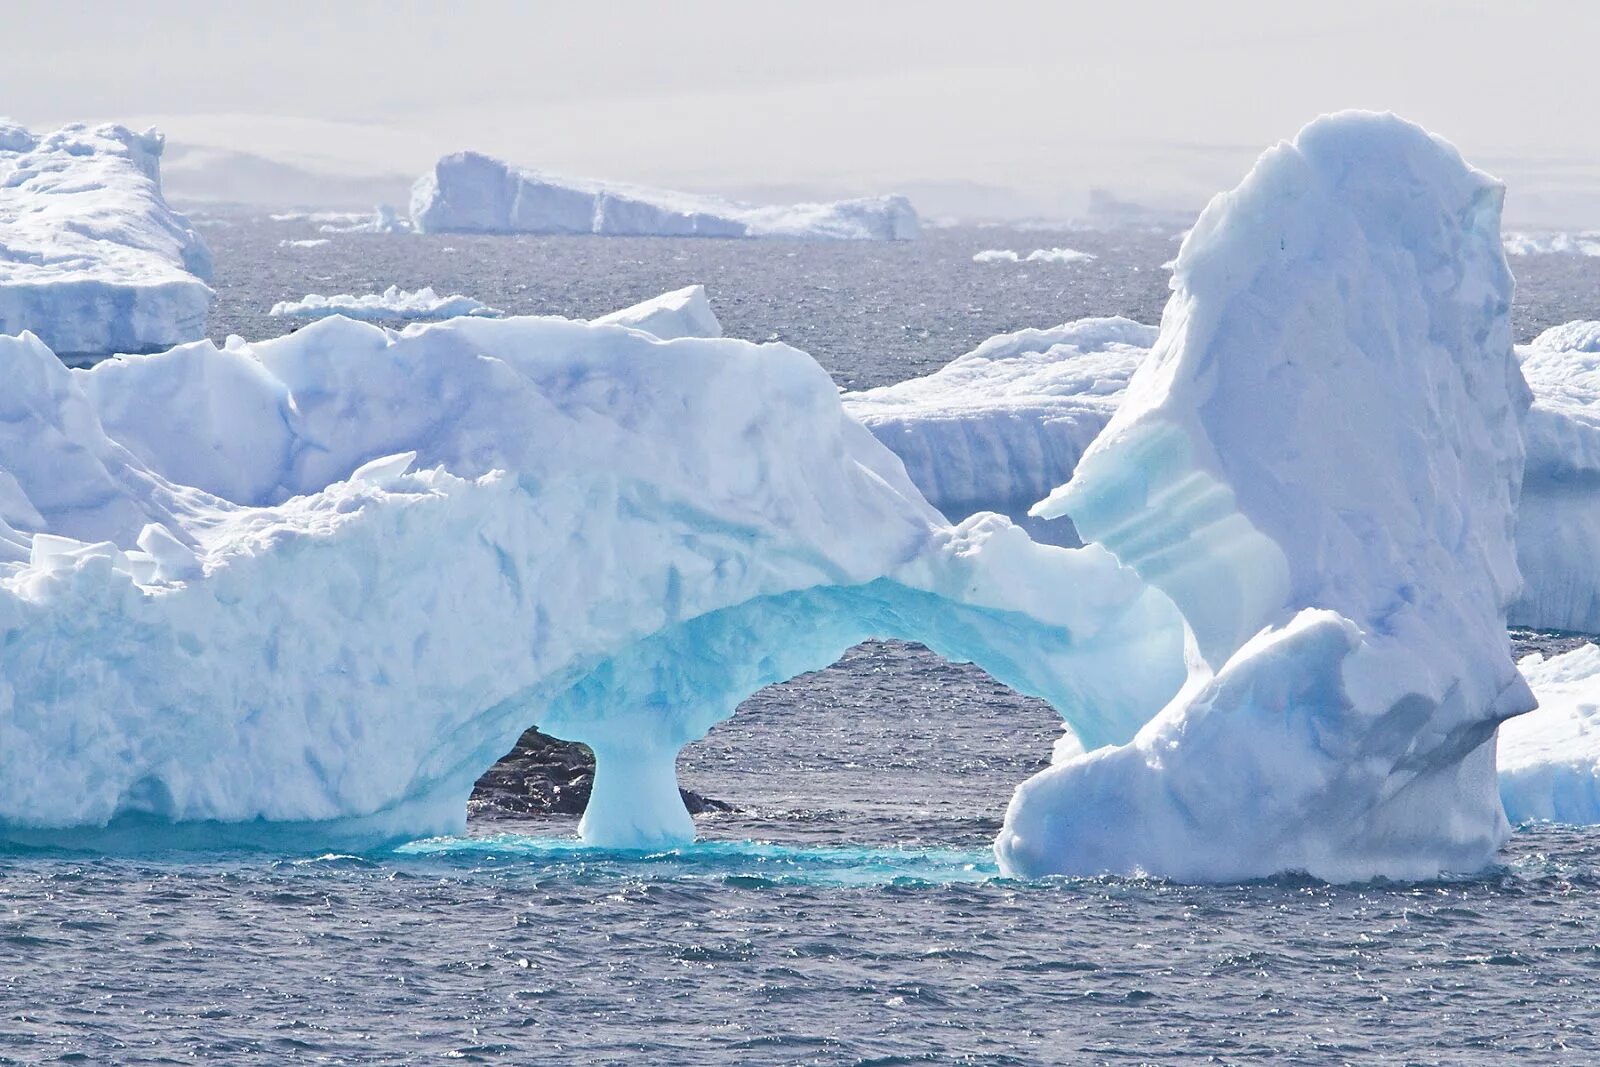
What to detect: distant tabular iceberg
<box><xmin>0</xmin><ymin>121</ymin><xmax>213</xmax><ymax>355</ymax></box>
<box><xmin>409</xmin><ymin>151</ymin><xmax>920</xmax><ymax>240</ymax></box>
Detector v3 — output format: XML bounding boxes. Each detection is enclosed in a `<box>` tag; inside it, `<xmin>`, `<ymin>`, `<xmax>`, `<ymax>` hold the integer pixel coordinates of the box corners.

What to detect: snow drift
<box><xmin>0</xmin><ymin>121</ymin><xmax>212</xmax><ymax>355</ymax></box>
<box><xmin>410</xmin><ymin>152</ymin><xmax>920</xmax><ymax>240</ymax></box>
<box><xmin>592</xmin><ymin>285</ymin><xmax>722</xmax><ymax>341</ymax></box>
<box><xmin>996</xmin><ymin>111</ymin><xmax>1533</xmax><ymax>882</ymax></box>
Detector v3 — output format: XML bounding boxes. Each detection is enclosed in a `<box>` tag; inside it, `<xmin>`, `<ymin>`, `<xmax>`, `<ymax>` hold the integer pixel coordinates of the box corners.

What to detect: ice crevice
<box><xmin>0</xmin><ymin>111</ymin><xmax>1541</xmax><ymax>881</ymax></box>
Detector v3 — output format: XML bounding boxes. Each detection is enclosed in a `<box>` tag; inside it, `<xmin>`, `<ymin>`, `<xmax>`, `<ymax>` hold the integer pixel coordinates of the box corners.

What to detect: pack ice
<box><xmin>410</xmin><ymin>151</ymin><xmax>920</xmax><ymax>240</ymax></box>
<box><xmin>0</xmin><ymin>121</ymin><xmax>212</xmax><ymax>355</ymax></box>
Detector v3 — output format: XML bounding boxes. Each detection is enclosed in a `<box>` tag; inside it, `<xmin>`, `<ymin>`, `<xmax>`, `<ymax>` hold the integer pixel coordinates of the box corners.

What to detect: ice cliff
<box><xmin>0</xmin><ymin>121</ymin><xmax>212</xmax><ymax>355</ymax></box>
<box><xmin>410</xmin><ymin>152</ymin><xmax>920</xmax><ymax>240</ymax></box>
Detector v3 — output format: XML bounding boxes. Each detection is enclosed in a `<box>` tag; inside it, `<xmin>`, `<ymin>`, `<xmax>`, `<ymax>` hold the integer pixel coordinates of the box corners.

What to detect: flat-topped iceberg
<box><xmin>269</xmin><ymin>285</ymin><xmax>502</xmax><ymax>322</ymax></box>
<box><xmin>843</xmin><ymin>318</ymin><xmax>1153</xmax><ymax>544</ymax></box>
<box><xmin>997</xmin><ymin>111</ymin><xmax>1533</xmax><ymax>882</ymax></box>
<box><xmin>410</xmin><ymin>151</ymin><xmax>920</xmax><ymax>240</ymax></box>
<box><xmin>0</xmin><ymin>121</ymin><xmax>212</xmax><ymax>355</ymax></box>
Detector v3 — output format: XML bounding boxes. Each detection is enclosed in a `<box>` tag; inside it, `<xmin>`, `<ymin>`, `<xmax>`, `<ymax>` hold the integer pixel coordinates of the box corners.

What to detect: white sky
<box><xmin>7</xmin><ymin>0</ymin><xmax>1600</xmax><ymax>221</ymax></box>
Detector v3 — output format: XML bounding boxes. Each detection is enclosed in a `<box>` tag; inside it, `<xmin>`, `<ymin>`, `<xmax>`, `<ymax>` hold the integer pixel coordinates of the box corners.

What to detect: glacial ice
<box><xmin>0</xmin><ymin>312</ymin><xmax>1186</xmax><ymax>853</ymax></box>
<box><xmin>843</xmin><ymin>318</ymin><xmax>1154</xmax><ymax>544</ymax></box>
<box><xmin>591</xmin><ymin>285</ymin><xmax>722</xmax><ymax>341</ymax></box>
<box><xmin>996</xmin><ymin>111</ymin><xmax>1534</xmax><ymax>882</ymax></box>
<box><xmin>269</xmin><ymin>286</ymin><xmax>503</xmax><ymax>322</ymax></box>
<box><xmin>1500</xmin><ymin>644</ymin><xmax>1600</xmax><ymax>824</ymax></box>
<box><xmin>410</xmin><ymin>151</ymin><xmax>920</xmax><ymax>240</ymax></box>
<box><xmin>0</xmin><ymin>121</ymin><xmax>213</xmax><ymax>355</ymax></box>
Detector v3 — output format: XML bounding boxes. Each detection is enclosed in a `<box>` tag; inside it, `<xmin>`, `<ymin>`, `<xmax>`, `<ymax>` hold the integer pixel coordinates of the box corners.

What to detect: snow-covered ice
<box><xmin>0</xmin><ymin>121</ymin><xmax>212</xmax><ymax>354</ymax></box>
<box><xmin>997</xmin><ymin>111</ymin><xmax>1533</xmax><ymax>882</ymax></box>
<box><xmin>1500</xmin><ymin>644</ymin><xmax>1600</xmax><ymax>824</ymax></box>
<box><xmin>269</xmin><ymin>286</ymin><xmax>502</xmax><ymax>322</ymax></box>
<box><xmin>843</xmin><ymin>318</ymin><xmax>1153</xmax><ymax>543</ymax></box>
<box><xmin>592</xmin><ymin>285</ymin><xmax>722</xmax><ymax>341</ymax></box>
<box><xmin>410</xmin><ymin>151</ymin><xmax>920</xmax><ymax>240</ymax></box>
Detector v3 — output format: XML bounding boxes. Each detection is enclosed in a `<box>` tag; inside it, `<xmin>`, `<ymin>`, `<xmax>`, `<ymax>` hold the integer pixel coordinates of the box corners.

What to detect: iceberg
<box><xmin>591</xmin><ymin>285</ymin><xmax>722</xmax><ymax>341</ymax></box>
<box><xmin>1511</xmin><ymin>322</ymin><xmax>1600</xmax><ymax>633</ymax></box>
<box><xmin>843</xmin><ymin>318</ymin><xmax>1154</xmax><ymax>544</ymax></box>
<box><xmin>0</xmin><ymin>312</ymin><xmax>1187</xmax><ymax>853</ymax></box>
<box><xmin>269</xmin><ymin>285</ymin><xmax>502</xmax><ymax>322</ymax></box>
<box><xmin>996</xmin><ymin>111</ymin><xmax>1533</xmax><ymax>882</ymax></box>
<box><xmin>0</xmin><ymin>121</ymin><xmax>213</xmax><ymax>355</ymax></box>
<box><xmin>318</xmin><ymin>205</ymin><xmax>411</xmax><ymax>234</ymax></box>
<box><xmin>1500</xmin><ymin>644</ymin><xmax>1600</xmax><ymax>824</ymax></box>
<box><xmin>410</xmin><ymin>152</ymin><xmax>920</xmax><ymax>240</ymax></box>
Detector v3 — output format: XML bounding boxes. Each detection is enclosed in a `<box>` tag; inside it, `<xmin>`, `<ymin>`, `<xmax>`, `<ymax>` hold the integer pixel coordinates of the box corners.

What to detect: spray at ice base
<box><xmin>996</xmin><ymin>111</ymin><xmax>1533</xmax><ymax>882</ymax></box>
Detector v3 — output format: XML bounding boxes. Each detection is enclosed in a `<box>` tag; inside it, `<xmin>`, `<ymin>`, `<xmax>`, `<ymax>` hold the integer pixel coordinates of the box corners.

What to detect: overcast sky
<box><xmin>7</xmin><ymin>0</ymin><xmax>1600</xmax><ymax>221</ymax></box>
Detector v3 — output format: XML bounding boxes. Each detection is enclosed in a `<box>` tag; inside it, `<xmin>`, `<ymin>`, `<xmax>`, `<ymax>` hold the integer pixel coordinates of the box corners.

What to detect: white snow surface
<box><xmin>591</xmin><ymin>285</ymin><xmax>722</xmax><ymax>341</ymax></box>
<box><xmin>0</xmin><ymin>310</ymin><xmax>1187</xmax><ymax>853</ymax></box>
<box><xmin>410</xmin><ymin>152</ymin><xmax>920</xmax><ymax>240</ymax></box>
<box><xmin>1500</xmin><ymin>644</ymin><xmax>1600</xmax><ymax>824</ymax></box>
<box><xmin>843</xmin><ymin>318</ymin><xmax>1153</xmax><ymax>541</ymax></box>
<box><xmin>0</xmin><ymin>121</ymin><xmax>212</xmax><ymax>354</ymax></box>
<box><xmin>998</xmin><ymin>111</ymin><xmax>1534</xmax><ymax>882</ymax></box>
<box><xmin>269</xmin><ymin>286</ymin><xmax>502</xmax><ymax>322</ymax></box>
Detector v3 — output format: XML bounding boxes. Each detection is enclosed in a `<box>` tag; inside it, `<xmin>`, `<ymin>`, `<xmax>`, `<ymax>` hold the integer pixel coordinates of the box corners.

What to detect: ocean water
<box><xmin>11</xmin><ymin>218</ymin><xmax>1600</xmax><ymax>1064</ymax></box>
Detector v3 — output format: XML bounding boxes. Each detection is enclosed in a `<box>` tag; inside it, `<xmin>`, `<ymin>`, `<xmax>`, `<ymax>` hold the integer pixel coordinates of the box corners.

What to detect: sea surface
<box><xmin>10</xmin><ymin>217</ymin><xmax>1600</xmax><ymax>1064</ymax></box>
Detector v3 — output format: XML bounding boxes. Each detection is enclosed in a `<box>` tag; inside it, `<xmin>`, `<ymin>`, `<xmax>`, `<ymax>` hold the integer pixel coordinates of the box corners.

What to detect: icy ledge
<box><xmin>997</xmin><ymin>111</ymin><xmax>1533</xmax><ymax>881</ymax></box>
<box><xmin>0</xmin><ymin>121</ymin><xmax>212</xmax><ymax>355</ymax></box>
<box><xmin>410</xmin><ymin>151</ymin><xmax>920</xmax><ymax>240</ymax></box>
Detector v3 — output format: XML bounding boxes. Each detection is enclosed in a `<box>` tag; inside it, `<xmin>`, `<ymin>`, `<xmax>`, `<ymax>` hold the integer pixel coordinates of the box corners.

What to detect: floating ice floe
<box><xmin>279</xmin><ymin>238</ymin><xmax>331</xmax><ymax>249</ymax></box>
<box><xmin>591</xmin><ymin>284</ymin><xmax>722</xmax><ymax>341</ymax></box>
<box><xmin>1503</xmin><ymin>232</ymin><xmax>1600</xmax><ymax>256</ymax></box>
<box><xmin>0</xmin><ymin>121</ymin><xmax>212</xmax><ymax>355</ymax></box>
<box><xmin>410</xmin><ymin>152</ymin><xmax>920</xmax><ymax>240</ymax></box>
<box><xmin>971</xmin><ymin>247</ymin><xmax>1095</xmax><ymax>264</ymax></box>
<box><xmin>269</xmin><ymin>285</ymin><xmax>502</xmax><ymax>322</ymax></box>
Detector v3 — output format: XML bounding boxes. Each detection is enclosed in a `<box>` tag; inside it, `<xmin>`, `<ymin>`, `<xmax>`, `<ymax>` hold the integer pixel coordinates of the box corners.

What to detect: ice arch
<box><xmin>0</xmin><ymin>310</ymin><xmax>1185</xmax><ymax>854</ymax></box>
